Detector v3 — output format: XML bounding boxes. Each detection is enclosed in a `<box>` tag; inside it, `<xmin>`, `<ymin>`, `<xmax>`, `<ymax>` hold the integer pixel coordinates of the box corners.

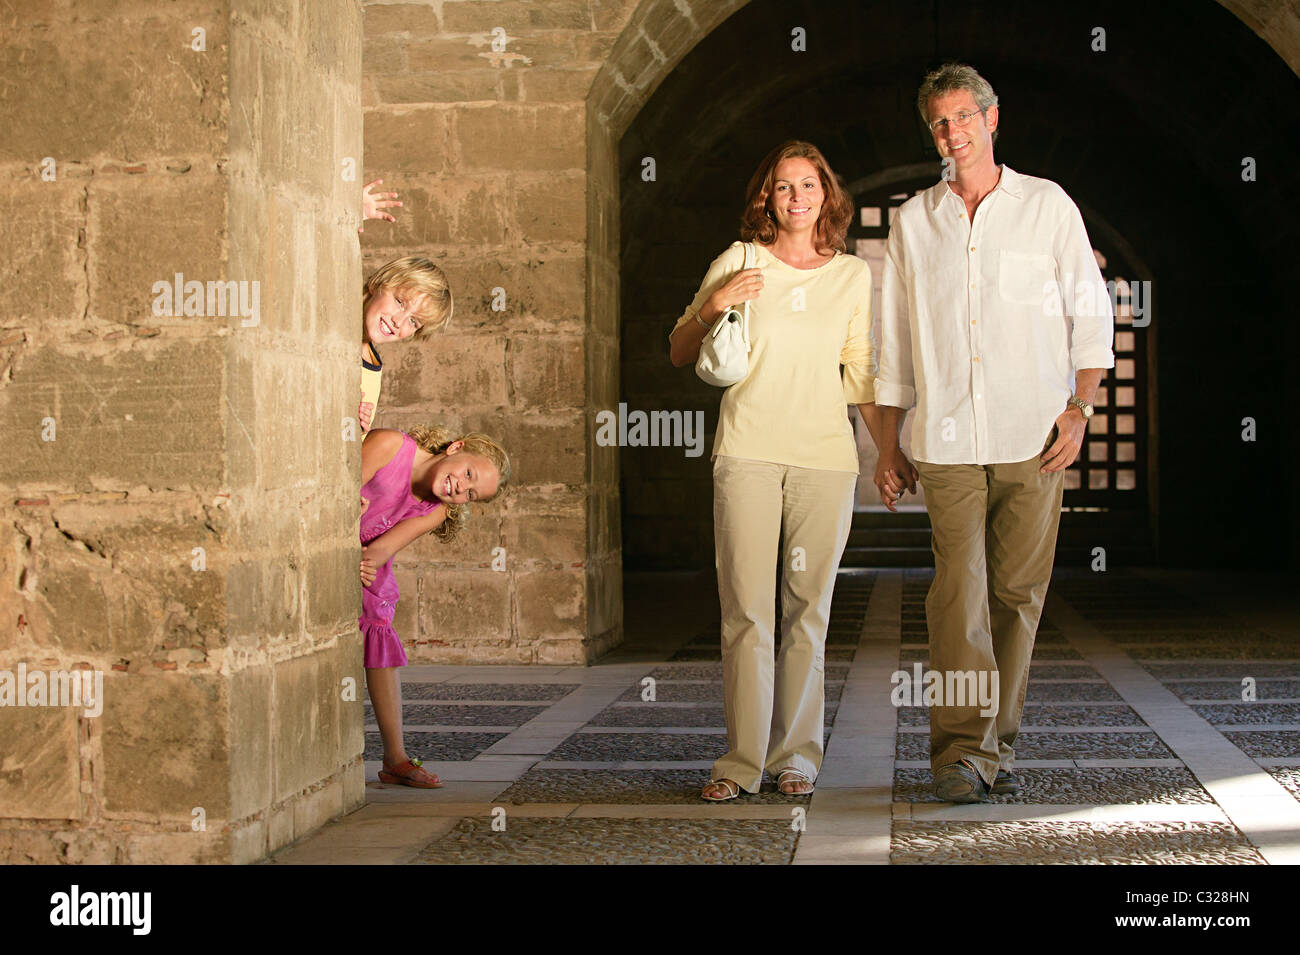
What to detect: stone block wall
<box><xmin>359</xmin><ymin>0</ymin><xmax>747</xmax><ymax>662</ymax></box>
<box><xmin>0</xmin><ymin>0</ymin><xmax>364</xmax><ymax>864</ymax></box>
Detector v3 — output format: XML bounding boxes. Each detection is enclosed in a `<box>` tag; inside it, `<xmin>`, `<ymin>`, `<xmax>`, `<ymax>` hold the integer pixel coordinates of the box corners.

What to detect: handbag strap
<box><xmin>741</xmin><ymin>242</ymin><xmax>754</xmax><ymax>348</ymax></box>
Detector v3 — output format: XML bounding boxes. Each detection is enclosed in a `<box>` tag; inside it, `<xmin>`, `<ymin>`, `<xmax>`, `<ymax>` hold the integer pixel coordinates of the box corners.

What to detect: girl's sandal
<box><xmin>776</xmin><ymin>769</ymin><xmax>814</xmax><ymax>795</ymax></box>
<box><xmin>701</xmin><ymin>778</ymin><xmax>740</xmax><ymax>802</ymax></box>
<box><xmin>378</xmin><ymin>757</ymin><xmax>443</xmax><ymax>789</ymax></box>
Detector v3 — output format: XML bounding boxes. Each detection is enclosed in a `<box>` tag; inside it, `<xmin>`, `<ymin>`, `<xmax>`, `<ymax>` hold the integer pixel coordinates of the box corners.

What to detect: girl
<box><xmin>358</xmin><ymin>424</ymin><xmax>511</xmax><ymax>787</ymax></box>
<box><xmin>668</xmin><ymin>141</ymin><xmax>895</xmax><ymax>801</ymax></box>
<box><xmin>358</xmin><ymin>256</ymin><xmax>454</xmax><ymax>433</ymax></box>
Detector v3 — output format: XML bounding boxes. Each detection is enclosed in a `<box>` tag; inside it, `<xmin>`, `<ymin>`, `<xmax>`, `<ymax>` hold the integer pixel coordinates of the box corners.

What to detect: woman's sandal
<box><xmin>378</xmin><ymin>757</ymin><xmax>443</xmax><ymax>789</ymax></box>
<box><xmin>776</xmin><ymin>769</ymin><xmax>814</xmax><ymax>795</ymax></box>
<box><xmin>701</xmin><ymin>778</ymin><xmax>740</xmax><ymax>802</ymax></box>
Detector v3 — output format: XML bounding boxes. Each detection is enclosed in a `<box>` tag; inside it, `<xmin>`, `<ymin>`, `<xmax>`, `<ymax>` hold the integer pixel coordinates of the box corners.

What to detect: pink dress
<box><xmin>359</xmin><ymin>433</ymin><xmax>440</xmax><ymax>668</ymax></box>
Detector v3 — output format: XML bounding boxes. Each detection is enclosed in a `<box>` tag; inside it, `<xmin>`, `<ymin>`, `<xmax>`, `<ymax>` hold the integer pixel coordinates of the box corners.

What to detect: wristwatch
<box><xmin>1068</xmin><ymin>396</ymin><xmax>1094</xmax><ymax>420</ymax></box>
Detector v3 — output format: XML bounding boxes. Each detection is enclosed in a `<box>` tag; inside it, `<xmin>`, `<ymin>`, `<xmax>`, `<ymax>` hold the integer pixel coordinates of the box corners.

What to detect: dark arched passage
<box><xmin>618</xmin><ymin>0</ymin><xmax>1298</xmax><ymax>573</ymax></box>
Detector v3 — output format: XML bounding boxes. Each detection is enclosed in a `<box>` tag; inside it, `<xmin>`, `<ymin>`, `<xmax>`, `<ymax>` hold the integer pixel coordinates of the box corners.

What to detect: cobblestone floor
<box><xmin>271</xmin><ymin>567</ymin><xmax>1300</xmax><ymax>865</ymax></box>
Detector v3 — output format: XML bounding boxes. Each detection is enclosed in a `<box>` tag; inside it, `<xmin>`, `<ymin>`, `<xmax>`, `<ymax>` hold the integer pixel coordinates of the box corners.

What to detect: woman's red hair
<box><xmin>739</xmin><ymin>140</ymin><xmax>853</xmax><ymax>253</ymax></box>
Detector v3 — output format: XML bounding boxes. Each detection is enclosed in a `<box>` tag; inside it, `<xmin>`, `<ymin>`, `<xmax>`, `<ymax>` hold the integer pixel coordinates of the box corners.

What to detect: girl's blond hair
<box><xmin>363</xmin><ymin>256</ymin><xmax>454</xmax><ymax>339</ymax></box>
<box><xmin>407</xmin><ymin>425</ymin><xmax>511</xmax><ymax>542</ymax></box>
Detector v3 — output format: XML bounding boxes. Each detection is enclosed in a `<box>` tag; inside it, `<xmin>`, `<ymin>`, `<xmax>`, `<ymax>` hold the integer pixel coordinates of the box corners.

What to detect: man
<box><xmin>873</xmin><ymin>63</ymin><xmax>1114</xmax><ymax>803</ymax></box>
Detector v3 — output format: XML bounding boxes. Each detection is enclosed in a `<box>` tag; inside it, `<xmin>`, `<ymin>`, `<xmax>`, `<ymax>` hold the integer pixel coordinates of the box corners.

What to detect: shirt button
<box><xmin>973</xmin><ymin>357</ymin><xmax>980</xmax><ymax>362</ymax></box>
<box><xmin>976</xmin><ymin>393</ymin><xmax>982</xmax><ymax>399</ymax></box>
<box><xmin>971</xmin><ymin>320</ymin><xmax>977</xmax><ymax>325</ymax></box>
<box><xmin>970</xmin><ymin>246</ymin><xmax>976</xmax><ymax>252</ymax></box>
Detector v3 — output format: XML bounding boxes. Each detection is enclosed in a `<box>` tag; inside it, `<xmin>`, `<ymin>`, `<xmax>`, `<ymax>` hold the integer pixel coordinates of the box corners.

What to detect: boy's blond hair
<box><xmin>363</xmin><ymin>256</ymin><xmax>453</xmax><ymax>339</ymax></box>
<box><xmin>408</xmin><ymin>425</ymin><xmax>511</xmax><ymax>542</ymax></box>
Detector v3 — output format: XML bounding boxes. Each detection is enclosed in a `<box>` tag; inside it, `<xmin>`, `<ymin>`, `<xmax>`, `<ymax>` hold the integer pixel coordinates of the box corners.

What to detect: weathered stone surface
<box><xmin>441</xmin><ymin>0</ymin><xmax>592</xmax><ymax>33</ymax></box>
<box><xmin>498</xmin><ymin>415</ymin><xmax>585</xmax><ymax>486</ymax></box>
<box><xmin>504</xmin><ymin>491</ymin><xmax>586</xmax><ymax>565</ymax></box>
<box><xmin>363</xmin><ymin>107</ymin><xmax>453</xmax><ymax>175</ymax></box>
<box><xmin>0</xmin><ymin>338</ymin><xmax>225</xmax><ymax>489</ymax></box>
<box><xmin>383</xmin><ymin>333</ymin><xmax>509</xmax><ymax>408</ymax></box>
<box><xmin>514</xmin><ymin>172</ymin><xmax>587</xmax><ymax>241</ymax></box>
<box><xmin>0</xmin><ymin>16</ymin><xmax>228</xmax><ymax>164</ymax></box>
<box><xmin>507</xmin><ymin>335</ymin><xmax>585</xmax><ymax>410</ymax></box>
<box><xmin>457</xmin><ymin>105</ymin><xmax>585</xmax><ymax>171</ymax></box>
<box><xmin>416</xmin><ymin>567</ymin><xmax>512</xmax><ymax>649</ymax></box>
<box><xmin>362</xmin><ymin>2</ymin><xmax>442</xmax><ymax>38</ymax></box>
<box><xmin>272</xmin><ymin>651</ymin><xmax>345</xmax><ymax>803</ymax></box>
<box><xmin>0</xmin><ymin>180</ymin><xmax>87</xmax><ymax>324</ymax></box>
<box><xmin>101</xmin><ymin>671</ymin><xmax>230</xmax><ymax>818</ymax></box>
<box><xmin>0</xmin><ymin>704</ymin><xmax>82</xmax><ymax>820</ymax></box>
<box><xmin>516</xmin><ymin>568</ymin><xmax>584</xmax><ymax>640</ymax></box>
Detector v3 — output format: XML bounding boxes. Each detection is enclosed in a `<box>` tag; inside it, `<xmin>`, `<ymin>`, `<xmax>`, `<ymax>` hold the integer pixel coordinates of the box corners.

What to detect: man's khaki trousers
<box><xmin>914</xmin><ymin>455</ymin><xmax>1064</xmax><ymax>786</ymax></box>
<box><xmin>711</xmin><ymin>455</ymin><xmax>857</xmax><ymax>792</ymax></box>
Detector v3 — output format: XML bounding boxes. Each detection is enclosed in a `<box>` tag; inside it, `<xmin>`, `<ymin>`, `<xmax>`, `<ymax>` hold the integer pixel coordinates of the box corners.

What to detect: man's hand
<box><xmin>359</xmin><ymin>179</ymin><xmax>401</xmax><ymax>233</ymax></box>
<box><xmin>1040</xmin><ymin>408</ymin><xmax>1087</xmax><ymax>473</ymax></box>
<box><xmin>874</xmin><ymin>448</ymin><xmax>918</xmax><ymax>512</ymax></box>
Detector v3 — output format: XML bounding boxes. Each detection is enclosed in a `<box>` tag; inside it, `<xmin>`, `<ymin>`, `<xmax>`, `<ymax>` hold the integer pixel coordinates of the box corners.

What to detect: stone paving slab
<box><xmin>1167</xmin><ymin>679</ymin><xmax>1300</xmax><ymax>700</ymax></box>
<box><xmin>897</xmin><ymin>703</ymin><xmax>1143</xmax><ymax>728</ymax></box>
<box><xmin>363</xmin><ymin>731</ymin><xmax>506</xmax><ymax>761</ymax></box>
<box><xmin>496</xmin><ymin>768</ymin><xmax>813</xmax><ymax>805</ymax></box>
<box><xmin>1025</xmin><ymin>682</ymin><xmax>1123</xmax><ymax>702</ymax></box>
<box><xmin>1109</xmin><ymin>629</ymin><xmax>1273</xmax><ymax>643</ymax></box>
<box><xmin>895</xmin><ymin>731</ymin><xmax>1172</xmax><ymax>762</ymax></box>
<box><xmin>893</xmin><ymin>767</ymin><xmax>1213</xmax><ymax>804</ymax></box>
<box><xmin>1142</xmin><ymin>662</ymin><xmax>1300</xmax><ymax>679</ymax></box>
<box><xmin>411</xmin><ymin>817</ymin><xmax>798</xmax><ymax>864</ymax></box>
<box><xmin>644</xmin><ymin>663</ymin><xmax>852</xmax><ymax>681</ymax></box>
<box><xmin>1129</xmin><ymin>644</ymin><xmax>1300</xmax><ymax>660</ymax></box>
<box><xmin>615</xmin><ymin>680</ymin><xmax>848</xmax><ymax>704</ymax></box>
<box><xmin>549</xmin><ymin>730</ymin><xmax>830</xmax><ymax>762</ymax></box>
<box><xmin>588</xmin><ymin>701</ymin><xmax>838</xmax><ymax>727</ymax></box>
<box><xmin>364</xmin><ymin>704</ymin><xmax>545</xmax><ymax>727</ymax></box>
<box><xmin>1268</xmin><ymin>768</ymin><xmax>1300</xmax><ymax>802</ymax></box>
<box><xmin>889</xmin><ymin>821</ymin><xmax>1265</xmax><ymax>864</ymax></box>
<box><xmin>1222</xmin><ymin>731</ymin><xmax>1300</xmax><ymax>759</ymax></box>
<box><xmin>669</xmin><ymin>647</ymin><xmax>856</xmax><ymax>662</ymax></box>
<box><xmin>402</xmin><ymin>682</ymin><xmax>576</xmax><ymax>701</ymax></box>
<box><xmin>1192</xmin><ymin>703</ymin><xmax>1300</xmax><ymax>724</ymax></box>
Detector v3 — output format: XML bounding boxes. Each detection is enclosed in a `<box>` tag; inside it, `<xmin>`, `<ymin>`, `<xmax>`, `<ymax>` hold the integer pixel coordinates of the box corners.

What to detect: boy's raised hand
<box><xmin>359</xmin><ymin>179</ymin><xmax>401</xmax><ymax>233</ymax></box>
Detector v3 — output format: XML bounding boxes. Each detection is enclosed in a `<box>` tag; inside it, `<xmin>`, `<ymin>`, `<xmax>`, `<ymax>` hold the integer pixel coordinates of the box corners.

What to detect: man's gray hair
<box><xmin>917</xmin><ymin>62</ymin><xmax>1000</xmax><ymax>141</ymax></box>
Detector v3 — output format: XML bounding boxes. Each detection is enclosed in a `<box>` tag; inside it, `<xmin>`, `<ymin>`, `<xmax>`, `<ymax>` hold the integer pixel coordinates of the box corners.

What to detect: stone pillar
<box><xmin>0</xmin><ymin>1</ymin><xmax>363</xmax><ymax>864</ymax></box>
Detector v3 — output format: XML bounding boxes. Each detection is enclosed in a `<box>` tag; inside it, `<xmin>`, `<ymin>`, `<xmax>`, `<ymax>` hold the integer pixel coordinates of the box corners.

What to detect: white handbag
<box><xmin>695</xmin><ymin>242</ymin><xmax>754</xmax><ymax>387</ymax></box>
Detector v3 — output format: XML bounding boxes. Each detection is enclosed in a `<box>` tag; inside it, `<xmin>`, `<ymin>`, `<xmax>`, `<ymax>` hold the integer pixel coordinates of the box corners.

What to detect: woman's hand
<box><xmin>358</xmin><ymin>397</ymin><xmax>374</xmax><ymax>432</ymax></box>
<box><xmin>708</xmin><ymin>267</ymin><xmax>764</xmax><ymax>316</ymax></box>
<box><xmin>359</xmin><ymin>179</ymin><xmax>401</xmax><ymax>233</ymax></box>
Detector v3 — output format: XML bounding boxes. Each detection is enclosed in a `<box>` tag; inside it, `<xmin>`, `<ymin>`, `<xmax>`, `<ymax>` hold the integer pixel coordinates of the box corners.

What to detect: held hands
<box><xmin>1040</xmin><ymin>407</ymin><xmax>1087</xmax><ymax>473</ymax></box>
<box><xmin>359</xmin><ymin>179</ymin><xmax>401</xmax><ymax>234</ymax></box>
<box><xmin>873</xmin><ymin>448</ymin><xmax>918</xmax><ymax>512</ymax></box>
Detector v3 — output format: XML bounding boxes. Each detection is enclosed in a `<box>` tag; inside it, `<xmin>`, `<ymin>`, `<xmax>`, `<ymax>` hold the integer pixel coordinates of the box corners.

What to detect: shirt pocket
<box><xmin>998</xmin><ymin>250</ymin><xmax>1057</xmax><ymax>307</ymax></box>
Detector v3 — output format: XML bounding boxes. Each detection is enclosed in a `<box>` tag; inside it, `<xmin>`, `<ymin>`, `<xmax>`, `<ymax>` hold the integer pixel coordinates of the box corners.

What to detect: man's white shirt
<box><xmin>875</xmin><ymin>165</ymin><xmax>1115</xmax><ymax>465</ymax></box>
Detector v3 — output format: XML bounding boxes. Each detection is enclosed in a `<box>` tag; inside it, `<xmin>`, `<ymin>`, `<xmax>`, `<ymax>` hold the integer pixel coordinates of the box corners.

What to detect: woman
<box><xmin>669</xmin><ymin>141</ymin><xmax>892</xmax><ymax>800</ymax></box>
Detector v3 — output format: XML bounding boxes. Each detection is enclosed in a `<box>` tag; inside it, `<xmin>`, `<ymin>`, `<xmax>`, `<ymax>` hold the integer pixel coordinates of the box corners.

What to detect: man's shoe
<box><xmin>990</xmin><ymin>770</ymin><xmax>1020</xmax><ymax>796</ymax></box>
<box><xmin>933</xmin><ymin>759</ymin><xmax>989</xmax><ymax>803</ymax></box>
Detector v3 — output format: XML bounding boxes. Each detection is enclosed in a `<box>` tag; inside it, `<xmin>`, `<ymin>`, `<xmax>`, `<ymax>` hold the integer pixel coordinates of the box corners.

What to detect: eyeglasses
<box><xmin>928</xmin><ymin>108</ymin><xmax>986</xmax><ymax>134</ymax></box>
